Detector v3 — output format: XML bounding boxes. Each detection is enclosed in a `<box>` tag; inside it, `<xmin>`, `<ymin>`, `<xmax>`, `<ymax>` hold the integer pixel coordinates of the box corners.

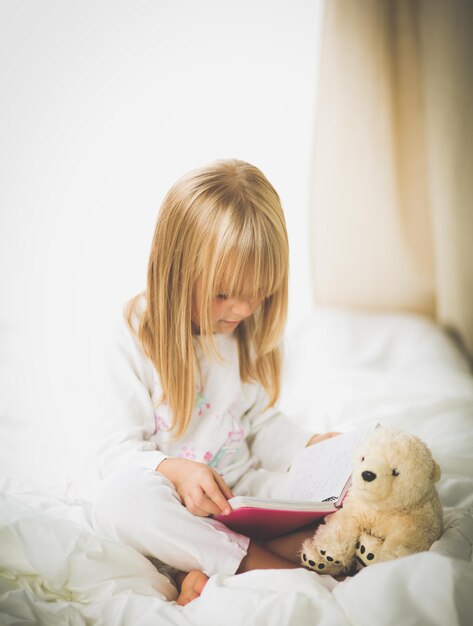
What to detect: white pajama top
<box><xmin>97</xmin><ymin>298</ymin><xmax>311</xmax><ymax>494</ymax></box>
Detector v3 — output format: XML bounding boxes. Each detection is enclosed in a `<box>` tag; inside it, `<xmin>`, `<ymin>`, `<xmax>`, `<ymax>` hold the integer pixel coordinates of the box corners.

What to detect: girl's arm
<box><xmin>245</xmin><ymin>385</ymin><xmax>339</xmax><ymax>470</ymax></box>
<box><xmin>244</xmin><ymin>385</ymin><xmax>311</xmax><ymax>471</ymax></box>
<box><xmin>97</xmin><ymin>310</ymin><xmax>168</xmax><ymax>478</ymax></box>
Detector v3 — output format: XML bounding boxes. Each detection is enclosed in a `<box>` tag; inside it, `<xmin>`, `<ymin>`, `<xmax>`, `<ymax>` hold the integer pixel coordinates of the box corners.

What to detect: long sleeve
<box><xmin>245</xmin><ymin>384</ymin><xmax>312</xmax><ymax>472</ymax></box>
<box><xmin>96</xmin><ymin>311</ymin><xmax>167</xmax><ymax>479</ymax></box>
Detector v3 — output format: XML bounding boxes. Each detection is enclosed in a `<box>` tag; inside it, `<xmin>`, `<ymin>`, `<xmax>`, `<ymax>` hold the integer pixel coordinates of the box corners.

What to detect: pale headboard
<box><xmin>309</xmin><ymin>0</ymin><xmax>473</xmax><ymax>360</ymax></box>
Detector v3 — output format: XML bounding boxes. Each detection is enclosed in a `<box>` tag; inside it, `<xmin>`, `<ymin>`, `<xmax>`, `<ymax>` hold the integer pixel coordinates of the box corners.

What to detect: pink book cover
<box><xmin>213</xmin><ymin>425</ymin><xmax>376</xmax><ymax>541</ymax></box>
<box><xmin>214</xmin><ymin>506</ymin><xmax>336</xmax><ymax>541</ymax></box>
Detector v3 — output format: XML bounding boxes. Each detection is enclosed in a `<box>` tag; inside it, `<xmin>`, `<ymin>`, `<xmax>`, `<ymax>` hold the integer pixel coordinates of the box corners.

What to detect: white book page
<box><xmin>284</xmin><ymin>424</ymin><xmax>376</xmax><ymax>502</ymax></box>
<box><xmin>227</xmin><ymin>496</ymin><xmax>336</xmax><ymax>512</ymax></box>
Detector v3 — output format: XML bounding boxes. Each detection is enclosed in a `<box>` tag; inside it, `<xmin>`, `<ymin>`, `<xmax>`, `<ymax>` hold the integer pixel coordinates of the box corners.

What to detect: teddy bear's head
<box><xmin>350</xmin><ymin>427</ymin><xmax>441</xmax><ymax>511</ymax></box>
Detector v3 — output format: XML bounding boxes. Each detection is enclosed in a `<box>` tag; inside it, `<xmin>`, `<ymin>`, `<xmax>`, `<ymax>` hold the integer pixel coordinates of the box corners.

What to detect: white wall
<box><xmin>0</xmin><ymin>0</ymin><xmax>324</xmax><ymax>486</ymax></box>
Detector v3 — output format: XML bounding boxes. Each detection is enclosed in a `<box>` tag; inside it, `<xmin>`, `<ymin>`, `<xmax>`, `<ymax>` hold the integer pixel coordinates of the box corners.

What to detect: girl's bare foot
<box><xmin>176</xmin><ymin>570</ymin><xmax>209</xmax><ymax>606</ymax></box>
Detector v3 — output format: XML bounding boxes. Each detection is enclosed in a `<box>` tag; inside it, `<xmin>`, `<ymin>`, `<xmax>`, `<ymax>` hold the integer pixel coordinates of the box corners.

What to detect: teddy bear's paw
<box><xmin>355</xmin><ymin>533</ymin><xmax>383</xmax><ymax>569</ymax></box>
<box><xmin>300</xmin><ymin>538</ymin><xmax>349</xmax><ymax>576</ymax></box>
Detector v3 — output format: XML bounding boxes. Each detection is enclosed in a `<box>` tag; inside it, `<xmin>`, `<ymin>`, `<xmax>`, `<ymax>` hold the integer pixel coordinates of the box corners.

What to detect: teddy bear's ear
<box><xmin>432</xmin><ymin>461</ymin><xmax>441</xmax><ymax>483</ymax></box>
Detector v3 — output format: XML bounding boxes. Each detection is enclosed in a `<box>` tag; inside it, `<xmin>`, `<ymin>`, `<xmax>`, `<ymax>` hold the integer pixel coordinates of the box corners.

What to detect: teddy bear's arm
<box><xmin>388</xmin><ymin>494</ymin><xmax>442</xmax><ymax>554</ymax></box>
<box><xmin>354</xmin><ymin>516</ymin><xmax>419</xmax><ymax>568</ymax></box>
<box><xmin>375</xmin><ymin>515</ymin><xmax>427</xmax><ymax>561</ymax></box>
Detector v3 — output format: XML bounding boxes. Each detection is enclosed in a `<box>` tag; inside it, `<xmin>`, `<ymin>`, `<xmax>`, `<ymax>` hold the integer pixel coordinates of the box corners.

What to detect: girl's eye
<box><xmin>392</xmin><ymin>469</ymin><xmax>399</xmax><ymax>477</ymax></box>
<box><xmin>216</xmin><ymin>293</ymin><xmax>228</xmax><ymax>300</ymax></box>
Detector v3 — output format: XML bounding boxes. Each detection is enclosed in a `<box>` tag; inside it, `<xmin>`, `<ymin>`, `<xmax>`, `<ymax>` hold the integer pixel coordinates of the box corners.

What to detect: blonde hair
<box><xmin>127</xmin><ymin>159</ymin><xmax>289</xmax><ymax>438</ymax></box>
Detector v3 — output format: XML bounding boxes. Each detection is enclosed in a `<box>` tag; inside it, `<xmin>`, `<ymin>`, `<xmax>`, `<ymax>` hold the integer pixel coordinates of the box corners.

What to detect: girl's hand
<box><xmin>157</xmin><ymin>458</ymin><xmax>233</xmax><ymax>517</ymax></box>
<box><xmin>307</xmin><ymin>432</ymin><xmax>341</xmax><ymax>446</ymax></box>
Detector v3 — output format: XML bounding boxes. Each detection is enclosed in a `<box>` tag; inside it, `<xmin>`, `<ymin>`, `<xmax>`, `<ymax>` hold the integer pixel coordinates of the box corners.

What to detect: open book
<box><xmin>214</xmin><ymin>423</ymin><xmax>377</xmax><ymax>540</ymax></box>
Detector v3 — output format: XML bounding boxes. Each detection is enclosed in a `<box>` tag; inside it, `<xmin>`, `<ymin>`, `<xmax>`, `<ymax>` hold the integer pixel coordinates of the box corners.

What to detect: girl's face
<box><xmin>192</xmin><ymin>281</ymin><xmax>262</xmax><ymax>334</ymax></box>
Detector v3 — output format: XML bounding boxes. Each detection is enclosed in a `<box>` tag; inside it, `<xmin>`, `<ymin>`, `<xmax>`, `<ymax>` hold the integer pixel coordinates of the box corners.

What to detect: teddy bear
<box><xmin>300</xmin><ymin>426</ymin><xmax>443</xmax><ymax>577</ymax></box>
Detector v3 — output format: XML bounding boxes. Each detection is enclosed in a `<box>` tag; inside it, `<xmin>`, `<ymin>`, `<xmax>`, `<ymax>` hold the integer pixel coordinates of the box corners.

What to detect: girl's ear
<box><xmin>432</xmin><ymin>461</ymin><xmax>441</xmax><ymax>483</ymax></box>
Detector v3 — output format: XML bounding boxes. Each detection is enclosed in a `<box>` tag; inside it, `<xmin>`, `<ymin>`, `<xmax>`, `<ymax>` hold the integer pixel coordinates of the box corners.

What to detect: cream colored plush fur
<box><xmin>300</xmin><ymin>427</ymin><xmax>443</xmax><ymax>576</ymax></box>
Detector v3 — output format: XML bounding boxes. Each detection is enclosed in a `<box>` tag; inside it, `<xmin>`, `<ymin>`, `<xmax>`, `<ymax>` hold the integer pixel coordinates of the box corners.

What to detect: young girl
<box><xmin>92</xmin><ymin>159</ymin><xmax>336</xmax><ymax>605</ymax></box>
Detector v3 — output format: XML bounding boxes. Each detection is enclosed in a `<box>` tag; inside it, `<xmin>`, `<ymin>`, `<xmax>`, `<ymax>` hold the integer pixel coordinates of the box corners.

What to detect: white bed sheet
<box><xmin>1</xmin><ymin>307</ymin><xmax>472</xmax><ymax>625</ymax></box>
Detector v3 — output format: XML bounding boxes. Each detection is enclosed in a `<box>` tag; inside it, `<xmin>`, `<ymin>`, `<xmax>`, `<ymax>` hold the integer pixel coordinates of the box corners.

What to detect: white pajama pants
<box><xmin>91</xmin><ymin>466</ymin><xmax>251</xmax><ymax>577</ymax></box>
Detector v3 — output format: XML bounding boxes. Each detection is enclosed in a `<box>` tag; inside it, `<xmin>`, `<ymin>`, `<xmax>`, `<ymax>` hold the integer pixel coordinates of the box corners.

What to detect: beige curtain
<box><xmin>310</xmin><ymin>0</ymin><xmax>473</xmax><ymax>358</ymax></box>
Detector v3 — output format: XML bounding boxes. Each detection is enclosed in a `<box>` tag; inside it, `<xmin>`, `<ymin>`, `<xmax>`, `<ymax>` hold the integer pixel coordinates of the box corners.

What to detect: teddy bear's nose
<box><xmin>362</xmin><ymin>471</ymin><xmax>377</xmax><ymax>482</ymax></box>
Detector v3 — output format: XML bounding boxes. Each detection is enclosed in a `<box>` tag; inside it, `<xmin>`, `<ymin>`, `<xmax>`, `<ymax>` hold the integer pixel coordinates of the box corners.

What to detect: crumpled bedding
<box><xmin>1</xmin><ymin>307</ymin><xmax>473</xmax><ymax>625</ymax></box>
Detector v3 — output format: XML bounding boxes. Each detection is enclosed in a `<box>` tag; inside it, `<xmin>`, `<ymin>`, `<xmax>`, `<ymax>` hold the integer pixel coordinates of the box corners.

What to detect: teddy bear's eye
<box><xmin>361</xmin><ymin>456</ymin><xmax>365</xmax><ymax>462</ymax></box>
<box><xmin>392</xmin><ymin>469</ymin><xmax>399</xmax><ymax>477</ymax></box>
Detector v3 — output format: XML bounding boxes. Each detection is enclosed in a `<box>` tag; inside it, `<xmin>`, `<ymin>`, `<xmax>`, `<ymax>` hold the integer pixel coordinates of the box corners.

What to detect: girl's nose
<box><xmin>231</xmin><ymin>298</ymin><xmax>255</xmax><ymax>318</ymax></box>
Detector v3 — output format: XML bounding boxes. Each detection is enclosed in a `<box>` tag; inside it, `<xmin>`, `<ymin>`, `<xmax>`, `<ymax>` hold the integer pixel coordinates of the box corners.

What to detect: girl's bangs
<box><xmin>212</xmin><ymin>227</ymin><xmax>286</xmax><ymax>300</ymax></box>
